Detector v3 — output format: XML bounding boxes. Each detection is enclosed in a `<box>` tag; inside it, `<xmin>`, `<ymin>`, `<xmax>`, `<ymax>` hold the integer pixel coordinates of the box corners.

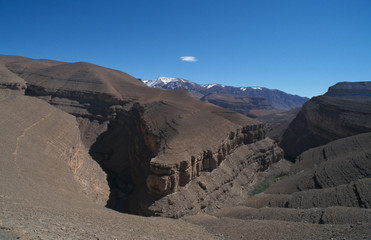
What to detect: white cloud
<box><xmin>180</xmin><ymin>56</ymin><xmax>198</xmax><ymax>62</ymax></box>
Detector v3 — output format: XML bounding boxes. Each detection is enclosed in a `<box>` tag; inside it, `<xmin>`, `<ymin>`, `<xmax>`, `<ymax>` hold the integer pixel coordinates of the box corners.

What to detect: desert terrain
<box><xmin>1</xmin><ymin>55</ymin><xmax>370</xmax><ymax>239</ymax></box>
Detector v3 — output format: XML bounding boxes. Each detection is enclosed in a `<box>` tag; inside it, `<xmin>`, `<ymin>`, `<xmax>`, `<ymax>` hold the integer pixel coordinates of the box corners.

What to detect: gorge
<box><xmin>1</xmin><ymin>55</ymin><xmax>370</xmax><ymax>239</ymax></box>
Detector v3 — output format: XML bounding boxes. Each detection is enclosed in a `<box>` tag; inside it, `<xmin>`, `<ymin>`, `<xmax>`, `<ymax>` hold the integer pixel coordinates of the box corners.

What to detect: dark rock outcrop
<box><xmin>280</xmin><ymin>82</ymin><xmax>371</xmax><ymax>160</ymax></box>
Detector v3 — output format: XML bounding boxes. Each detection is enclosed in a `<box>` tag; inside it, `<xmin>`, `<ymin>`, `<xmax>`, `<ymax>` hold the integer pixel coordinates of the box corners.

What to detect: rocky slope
<box><xmin>0</xmin><ymin>88</ymin><xmax>109</xmax><ymax>205</ymax></box>
<box><xmin>280</xmin><ymin>82</ymin><xmax>371</xmax><ymax>160</ymax></box>
<box><xmin>184</xmin><ymin>132</ymin><xmax>371</xmax><ymax>239</ymax></box>
<box><xmin>0</xmin><ymin>55</ymin><xmax>283</xmax><ymax>218</ymax></box>
<box><xmin>245</xmin><ymin>132</ymin><xmax>371</xmax><ymax>219</ymax></box>
<box><xmin>144</xmin><ymin>77</ymin><xmax>308</xmax><ymax>110</ymax></box>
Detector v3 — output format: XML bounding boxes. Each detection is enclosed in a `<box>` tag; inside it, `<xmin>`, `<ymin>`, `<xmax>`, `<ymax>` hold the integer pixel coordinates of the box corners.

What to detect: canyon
<box><xmin>1</xmin><ymin>55</ymin><xmax>370</xmax><ymax>239</ymax></box>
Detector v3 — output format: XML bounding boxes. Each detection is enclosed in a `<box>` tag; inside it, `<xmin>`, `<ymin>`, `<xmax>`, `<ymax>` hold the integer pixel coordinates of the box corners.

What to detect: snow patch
<box><xmin>158</xmin><ymin>77</ymin><xmax>179</xmax><ymax>84</ymax></box>
<box><xmin>251</xmin><ymin>87</ymin><xmax>263</xmax><ymax>90</ymax></box>
<box><xmin>204</xmin><ymin>84</ymin><xmax>217</xmax><ymax>89</ymax></box>
<box><xmin>202</xmin><ymin>84</ymin><xmax>225</xmax><ymax>89</ymax></box>
<box><xmin>240</xmin><ymin>87</ymin><xmax>247</xmax><ymax>91</ymax></box>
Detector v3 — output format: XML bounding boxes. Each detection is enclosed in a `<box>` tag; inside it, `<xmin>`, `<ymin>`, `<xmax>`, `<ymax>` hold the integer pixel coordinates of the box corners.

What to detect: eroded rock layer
<box><xmin>246</xmin><ymin>132</ymin><xmax>371</xmax><ymax>218</ymax></box>
<box><xmin>148</xmin><ymin>138</ymin><xmax>283</xmax><ymax>218</ymax></box>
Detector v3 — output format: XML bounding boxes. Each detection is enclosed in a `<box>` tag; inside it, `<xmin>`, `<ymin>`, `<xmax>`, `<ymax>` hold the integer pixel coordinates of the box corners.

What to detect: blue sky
<box><xmin>1</xmin><ymin>0</ymin><xmax>370</xmax><ymax>97</ymax></box>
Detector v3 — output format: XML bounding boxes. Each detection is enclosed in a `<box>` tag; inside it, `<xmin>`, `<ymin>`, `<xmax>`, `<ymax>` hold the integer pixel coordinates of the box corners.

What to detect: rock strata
<box><xmin>148</xmin><ymin>138</ymin><xmax>283</xmax><ymax>218</ymax></box>
<box><xmin>325</xmin><ymin>81</ymin><xmax>371</xmax><ymax>99</ymax></box>
<box><xmin>244</xmin><ymin>132</ymin><xmax>371</xmax><ymax>220</ymax></box>
<box><xmin>280</xmin><ymin>82</ymin><xmax>371</xmax><ymax>159</ymax></box>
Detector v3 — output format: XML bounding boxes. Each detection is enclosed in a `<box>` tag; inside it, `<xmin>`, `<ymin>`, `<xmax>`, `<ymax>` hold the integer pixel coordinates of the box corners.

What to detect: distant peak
<box><xmin>142</xmin><ymin>77</ymin><xmax>197</xmax><ymax>88</ymax></box>
<box><xmin>157</xmin><ymin>77</ymin><xmax>184</xmax><ymax>84</ymax></box>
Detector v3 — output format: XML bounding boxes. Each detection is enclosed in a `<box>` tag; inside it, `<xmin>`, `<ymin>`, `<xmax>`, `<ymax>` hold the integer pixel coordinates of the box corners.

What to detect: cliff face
<box><xmin>280</xmin><ymin>82</ymin><xmax>371</xmax><ymax>159</ymax></box>
<box><xmin>0</xmin><ymin>55</ymin><xmax>283</xmax><ymax>216</ymax></box>
<box><xmin>148</xmin><ymin>138</ymin><xmax>283</xmax><ymax>218</ymax></box>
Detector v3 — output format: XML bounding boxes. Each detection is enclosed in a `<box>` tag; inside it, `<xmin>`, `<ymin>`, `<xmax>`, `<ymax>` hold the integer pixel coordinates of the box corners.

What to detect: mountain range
<box><xmin>143</xmin><ymin>77</ymin><xmax>309</xmax><ymax>110</ymax></box>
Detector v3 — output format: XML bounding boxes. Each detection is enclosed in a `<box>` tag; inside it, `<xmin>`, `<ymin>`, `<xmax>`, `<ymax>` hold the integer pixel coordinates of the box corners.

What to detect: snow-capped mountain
<box><xmin>144</xmin><ymin>77</ymin><xmax>206</xmax><ymax>98</ymax></box>
<box><xmin>143</xmin><ymin>77</ymin><xmax>308</xmax><ymax>110</ymax></box>
<box><xmin>143</xmin><ymin>77</ymin><xmax>196</xmax><ymax>88</ymax></box>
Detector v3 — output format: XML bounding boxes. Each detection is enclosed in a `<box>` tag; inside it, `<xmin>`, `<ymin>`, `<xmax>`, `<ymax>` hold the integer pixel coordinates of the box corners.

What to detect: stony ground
<box><xmin>0</xmin><ymin>197</ymin><xmax>216</xmax><ymax>240</ymax></box>
<box><xmin>185</xmin><ymin>213</ymin><xmax>371</xmax><ymax>240</ymax></box>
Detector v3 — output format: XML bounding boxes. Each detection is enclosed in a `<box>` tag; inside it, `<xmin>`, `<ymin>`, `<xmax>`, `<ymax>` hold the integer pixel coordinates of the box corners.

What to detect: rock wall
<box><xmin>148</xmin><ymin>138</ymin><xmax>283</xmax><ymax>218</ymax></box>
<box><xmin>146</xmin><ymin>124</ymin><xmax>266</xmax><ymax>197</ymax></box>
